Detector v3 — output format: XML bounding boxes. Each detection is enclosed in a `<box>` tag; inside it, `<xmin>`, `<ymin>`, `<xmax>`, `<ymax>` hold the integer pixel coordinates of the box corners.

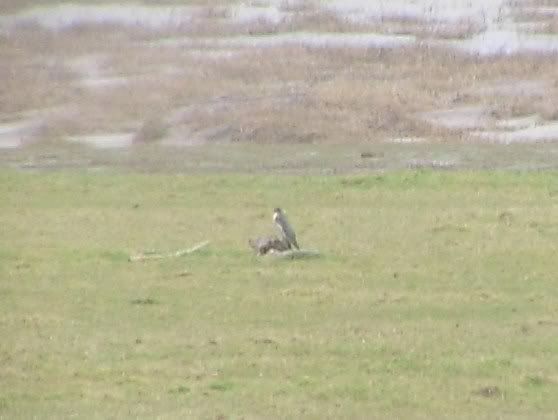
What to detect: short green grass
<box><xmin>2</xmin><ymin>170</ymin><xmax>558</xmax><ymax>419</ymax></box>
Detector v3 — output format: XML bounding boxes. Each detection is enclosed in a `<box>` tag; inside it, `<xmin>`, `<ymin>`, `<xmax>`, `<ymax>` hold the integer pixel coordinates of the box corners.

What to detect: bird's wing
<box><xmin>274</xmin><ymin>220</ymin><xmax>286</xmax><ymax>237</ymax></box>
<box><xmin>283</xmin><ymin>220</ymin><xmax>299</xmax><ymax>244</ymax></box>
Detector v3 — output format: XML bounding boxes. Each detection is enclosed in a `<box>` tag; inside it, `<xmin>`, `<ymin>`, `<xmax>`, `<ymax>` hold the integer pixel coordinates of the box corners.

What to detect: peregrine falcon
<box><xmin>273</xmin><ymin>207</ymin><xmax>299</xmax><ymax>250</ymax></box>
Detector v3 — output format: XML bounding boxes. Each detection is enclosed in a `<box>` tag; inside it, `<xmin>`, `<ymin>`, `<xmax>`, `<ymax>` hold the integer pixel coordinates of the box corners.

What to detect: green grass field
<box><xmin>2</xmin><ymin>170</ymin><xmax>558</xmax><ymax>419</ymax></box>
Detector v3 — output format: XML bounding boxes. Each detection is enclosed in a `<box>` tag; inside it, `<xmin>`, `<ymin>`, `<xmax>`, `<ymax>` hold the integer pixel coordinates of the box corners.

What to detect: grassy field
<box><xmin>2</xmin><ymin>169</ymin><xmax>558</xmax><ymax>419</ymax></box>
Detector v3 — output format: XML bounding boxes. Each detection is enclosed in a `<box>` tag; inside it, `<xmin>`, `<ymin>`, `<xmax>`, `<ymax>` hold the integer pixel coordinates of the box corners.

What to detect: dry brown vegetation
<box><xmin>3</xmin><ymin>27</ymin><xmax>558</xmax><ymax>144</ymax></box>
<box><xmin>1</xmin><ymin>1</ymin><xmax>558</xmax><ymax>148</ymax></box>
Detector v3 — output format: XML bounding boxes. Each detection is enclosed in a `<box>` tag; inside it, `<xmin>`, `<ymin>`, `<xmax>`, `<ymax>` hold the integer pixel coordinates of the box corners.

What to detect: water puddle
<box><xmin>494</xmin><ymin>115</ymin><xmax>542</xmax><ymax>130</ymax></box>
<box><xmin>441</xmin><ymin>29</ymin><xmax>558</xmax><ymax>56</ymax></box>
<box><xmin>419</xmin><ymin>106</ymin><xmax>491</xmax><ymax>130</ymax></box>
<box><xmin>0</xmin><ymin>3</ymin><xmax>289</xmax><ymax>31</ymax></box>
<box><xmin>1</xmin><ymin>4</ymin><xmax>195</xmax><ymax>30</ymax></box>
<box><xmin>0</xmin><ymin>118</ymin><xmax>43</xmax><ymax>149</ymax></box>
<box><xmin>67</xmin><ymin>54</ymin><xmax>107</xmax><ymax>78</ymax></box>
<box><xmin>186</xmin><ymin>48</ymin><xmax>243</xmax><ymax>60</ymax></box>
<box><xmin>521</xmin><ymin>7</ymin><xmax>558</xmax><ymax>18</ymax></box>
<box><xmin>156</xmin><ymin>32</ymin><xmax>416</xmax><ymax>49</ymax></box>
<box><xmin>2</xmin><ymin>1</ymin><xmax>558</xmax><ymax>56</ymax></box>
<box><xmin>66</xmin><ymin>133</ymin><xmax>134</xmax><ymax>149</ymax></box>
<box><xmin>472</xmin><ymin>121</ymin><xmax>558</xmax><ymax>144</ymax></box>
<box><xmin>79</xmin><ymin>76</ymin><xmax>129</xmax><ymax>89</ymax></box>
<box><xmin>231</xmin><ymin>4</ymin><xmax>285</xmax><ymax>25</ymax></box>
<box><xmin>66</xmin><ymin>54</ymin><xmax>133</xmax><ymax>89</ymax></box>
<box><xmin>325</xmin><ymin>0</ymin><xmax>505</xmax><ymax>24</ymax></box>
<box><xmin>421</xmin><ymin>103</ymin><xmax>558</xmax><ymax>144</ymax></box>
<box><xmin>0</xmin><ymin>122</ymin><xmax>26</xmax><ymax>148</ymax></box>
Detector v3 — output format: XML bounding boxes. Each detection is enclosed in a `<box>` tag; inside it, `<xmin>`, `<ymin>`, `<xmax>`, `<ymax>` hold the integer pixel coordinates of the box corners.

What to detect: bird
<box><xmin>273</xmin><ymin>207</ymin><xmax>299</xmax><ymax>250</ymax></box>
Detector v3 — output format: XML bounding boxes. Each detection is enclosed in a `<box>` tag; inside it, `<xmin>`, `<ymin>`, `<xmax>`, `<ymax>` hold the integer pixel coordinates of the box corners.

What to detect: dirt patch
<box><xmin>130</xmin><ymin>298</ymin><xmax>158</xmax><ymax>305</ymax></box>
<box><xmin>472</xmin><ymin>385</ymin><xmax>504</xmax><ymax>399</ymax></box>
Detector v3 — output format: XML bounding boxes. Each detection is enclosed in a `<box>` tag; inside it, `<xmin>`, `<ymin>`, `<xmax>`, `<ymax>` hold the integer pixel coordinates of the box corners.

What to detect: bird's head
<box><xmin>273</xmin><ymin>207</ymin><xmax>282</xmax><ymax>214</ymax></box>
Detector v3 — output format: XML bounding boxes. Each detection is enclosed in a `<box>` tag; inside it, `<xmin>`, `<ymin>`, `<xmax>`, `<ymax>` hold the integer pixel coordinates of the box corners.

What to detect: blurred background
<box><xmin>1</xmin><ymin>0</ymin><xmax>558</xmax><ymax>172</ymax></box>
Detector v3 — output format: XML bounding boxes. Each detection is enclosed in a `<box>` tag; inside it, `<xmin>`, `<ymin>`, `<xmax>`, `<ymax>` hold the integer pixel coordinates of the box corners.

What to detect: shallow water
<box><xmin>419</xmin><ymin>106</ymin><xmax>491</xmax><ymax>130</ymax></box>
<box><xmin>67</xmin><ymin>133</ymin><xmax>134</xmax><ymax>149</ymax></box>
<box><xmin>325</xmin><ymin>0</ymin><xmax>505</xmax><ymax>24</ymax></box>
<box><xmin>1</xmin><ymin>4</ymin><xmax>195</xmax><ymax>30</ymax></box>
<box><xmin>156</xmin><ymin>32</ymin><xmax>416</xmax><ymax>49</ymax></box>
<box><xmin>1</xmin><ymin>1</ymin><xmax>558</xmax><ymax>56</ymax></box>
<box><xmin>78</xmin><ymin>76</ymin><xmax>129</xmax><ymax>89</ymax></box>
<box><xmin>0</xmin><ymin>118</ymin><xmax>43</xmax><ymax>149</ymax></box>
<box><xmin>420</xmin><ymin>104</ymin><xmax>558</xmax><ymax>144</ymax></box>
<box><xmin>231</xmin><ymin>3</ymin><xmax>285</xmax><ymax>25</ymax></box>
<box><xmin>0</xmin><ymin>3</ymin><xmax>287</xmax><ymax>31</ymax></box>
<box><xmin>521</xmin><ymin>7</ymin><xmax>558</xmax><ymax>18</ymax></box>
<box><xmin>445</xmin><ymin>29</ymin><xmax>558</xmax><ymax>56</ymax></box>
<box><xmin>495</xmin><ymin>115</ymin><xmax>542</xmax><ymax>130</ymax></box>
<box><xmin>473</xmin><ymin>122</ymin><xmax>558</xmax><ymax>144</ymax></box>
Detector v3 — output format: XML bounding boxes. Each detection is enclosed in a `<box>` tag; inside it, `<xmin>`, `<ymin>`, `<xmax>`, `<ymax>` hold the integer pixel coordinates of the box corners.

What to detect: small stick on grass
<box><xmin>129</xmin><ymin>241</ymin><xmax>210</xmax><ymax>262</ymax></box>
